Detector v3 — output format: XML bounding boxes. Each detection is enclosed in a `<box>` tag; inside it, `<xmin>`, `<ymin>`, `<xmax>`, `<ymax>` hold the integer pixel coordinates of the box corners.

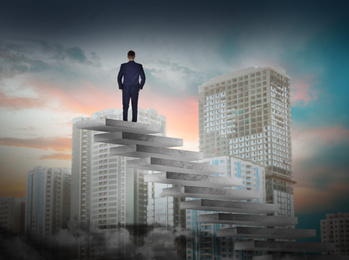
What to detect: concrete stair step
<box><xmin>234</xmin><ymin>240</ymin><xmax>334</xmax><ymax>253</ymax></box>
<box><xmin>180</xmin><ymin>199</ymin><xmax>279</xmax><ymax>214</ymax></box>
<box><xmin>198</xmin><ymin>213</ymin><xmax>298</xmax><ymax>226</ymax></box>
<box><xmin>110</xmin><ymin>144</ymin><xmax>203</xmax><ymax>161</ymax></box>
<box><xmin>77</xmin><ymin>118</ymin><xmax>164</xmax><ymax>134</ymax></box>
<box><xmin>127</xmin><ymin>157</ymin><xmax>222</xmax><ymax>175</ymax></box>
<box><xmin>216</xmin><ymin>226</ymin><xmax>316</xmax><ymax>239</ymax></box>
<box><xmin>144</xmin><ymin>172</ymin><xmax>242</xmax><ymax>187</ymax></box>
<box><xmin>161</xmin><ymin>186</ymin><xmax>259</xmax><ymax>200</ymax></box>
<box><xmin>94</xmin><ymin>132</ymin><xmax>183</xmax><ymax>147</ymax></box>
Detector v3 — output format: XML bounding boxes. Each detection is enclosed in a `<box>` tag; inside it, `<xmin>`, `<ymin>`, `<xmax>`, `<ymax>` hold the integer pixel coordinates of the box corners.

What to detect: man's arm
<box><xmin>117</xmin><ymin>65</ymin><xmax>124</xmax><ymax>89</ymax></box>
<box><xmin>139</xmin><ymin>65</ymin><xmax>146</xmax><ymax>89</ymax></box>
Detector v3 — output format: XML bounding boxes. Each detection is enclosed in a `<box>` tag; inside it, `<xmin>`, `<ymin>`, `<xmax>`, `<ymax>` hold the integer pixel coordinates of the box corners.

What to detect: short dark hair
<box><xmin>128</xmin><ymin>50</ymin><xmax>135</xmax><ymax>57</ymax></box>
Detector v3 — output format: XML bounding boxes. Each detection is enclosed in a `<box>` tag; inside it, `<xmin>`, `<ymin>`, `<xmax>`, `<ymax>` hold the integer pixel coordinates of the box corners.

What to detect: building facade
<box><xmin>186</xmin><ymin>155</ymin><xmax>266</xmax><ymax>260</ymax></box>
<box><xmin>198</xmin><ymin>67</ymin><xmax>295</xmax><ymax>217</ymax></box>
<box><xmin>71</xmin><ymin>107</ymin><xmax>168</xmax><ymax>259</ymax></box>
<box><xmin>321</xmin><ymin>212</ymin><xmax>349</xmax><ymax>256</ymax></box>
<box><xmin>0</xmin><ymin>197</ymin><xmax>25</xmax><ymax>234</ymax></box>
<box><xmin>25</xmin><ymin>166</ymin><xmax>71</xmax><ymax>237</ymax></box>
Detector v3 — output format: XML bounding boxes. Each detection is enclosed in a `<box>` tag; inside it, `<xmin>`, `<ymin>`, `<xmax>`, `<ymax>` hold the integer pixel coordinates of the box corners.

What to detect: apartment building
<box><xmin>25</xmin><ymin>166</ymin><xmax>71</xmax><ymax>237</ymax></box>
<box><xmin>198</xmin><ymin>67</ymin><xmax>295</xmax><ymax>217</ymax></box>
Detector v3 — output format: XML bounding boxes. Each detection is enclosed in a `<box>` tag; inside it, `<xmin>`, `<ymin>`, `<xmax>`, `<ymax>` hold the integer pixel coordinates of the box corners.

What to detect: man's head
<box><xmin>128</xmin><ymin>50</ymin><xmax>135</xmax><ymax>60</ymax></box>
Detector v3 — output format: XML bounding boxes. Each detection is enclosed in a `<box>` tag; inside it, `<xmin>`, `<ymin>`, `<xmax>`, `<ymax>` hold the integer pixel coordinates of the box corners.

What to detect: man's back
<box><xmin>118</xmin><ymin>61</ymin><xmax>145</xmax><ymax>89</ymax></box>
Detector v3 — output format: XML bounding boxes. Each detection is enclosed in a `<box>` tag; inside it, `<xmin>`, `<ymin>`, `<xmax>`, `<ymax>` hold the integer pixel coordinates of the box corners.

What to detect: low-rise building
<box><xmin>321</xmin><ymin>212</ymin><xmax>349</xmax><ymax>256</ymax></box>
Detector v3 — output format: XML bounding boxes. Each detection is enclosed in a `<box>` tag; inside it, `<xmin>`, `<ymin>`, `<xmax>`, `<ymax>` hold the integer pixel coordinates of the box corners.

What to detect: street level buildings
<box><xmin>25</xmin><ymin>166</ymin><xmax>71</xmax><ymax>237</ymax></box>
<box><xmin>0</xmin><ymin>197</ymin><xmax>25</xmax><ymax>234</ymax></box>
<box><xmin>147</xmin><ymin>182</ymin><xmax>186</xmax><ymax>229</ymax></box>
<box><xmin>198</xmin><ymin>66</ymin><xmax>295</xmax><ymax>217</ymax></box>
<box><xmin>321</xmin><ymin>212</ymin><xmax>349</xmax><ymax>256</ymax></box>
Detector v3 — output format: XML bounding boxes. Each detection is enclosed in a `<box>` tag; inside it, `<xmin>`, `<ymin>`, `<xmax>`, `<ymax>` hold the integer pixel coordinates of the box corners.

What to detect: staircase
<box><xmin>77</xmin><ymin>119</ymin><xmax>343</xmax><ymax>260</ymax></box>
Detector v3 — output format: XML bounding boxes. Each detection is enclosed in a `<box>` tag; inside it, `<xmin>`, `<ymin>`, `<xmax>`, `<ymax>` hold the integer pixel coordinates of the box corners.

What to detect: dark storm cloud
<box><xmin>0</xmin><ymin>39</ymin><xmax>100</xmax><ymax>84</ymax></box>
<box><xmin>66</xmin><ymin>46</ymin><xmax>87</xmax><ymax>62</ymax></box>
<box><xmin>0</xmin><ymin>40</ymin><xmax>48</xmax><ymax>78</ymax></box>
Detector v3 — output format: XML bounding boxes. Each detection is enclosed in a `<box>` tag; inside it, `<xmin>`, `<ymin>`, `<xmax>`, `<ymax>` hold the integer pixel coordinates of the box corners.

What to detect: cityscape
<box><xmin>1</xmin><ymin>1</ymin><xmax>349</xmax><ymax>259</ymax></box>
<box><xmin>2</xmin><ymin>67</ymin><xmax>349</xmax><ymax>259</ymax></box>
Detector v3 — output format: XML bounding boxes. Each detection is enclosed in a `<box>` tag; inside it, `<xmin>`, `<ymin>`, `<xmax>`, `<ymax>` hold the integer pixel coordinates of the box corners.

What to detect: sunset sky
<box><xmin>1</xmin><ymin>0</ymin><xmax>349</xmax><ymax>240</ymax></box>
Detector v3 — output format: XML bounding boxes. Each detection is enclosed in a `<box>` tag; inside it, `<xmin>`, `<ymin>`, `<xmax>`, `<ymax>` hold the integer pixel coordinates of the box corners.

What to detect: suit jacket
<box><xmin>117</xmin><ymin>61</ymin><xmax>146</xmax><ymax>90</ymax></box>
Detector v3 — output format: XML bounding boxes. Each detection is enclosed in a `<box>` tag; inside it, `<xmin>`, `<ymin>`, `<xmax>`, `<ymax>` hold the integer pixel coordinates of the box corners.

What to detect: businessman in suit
<box><xmin>117</xmin><ymin>50</ymin><xmax>146</xmax><ymax>122</ymax></box>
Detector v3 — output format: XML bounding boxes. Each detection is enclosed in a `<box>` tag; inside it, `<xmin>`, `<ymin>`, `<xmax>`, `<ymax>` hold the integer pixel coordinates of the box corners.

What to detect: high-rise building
<box><xmin>198</xmin><ymin>66</ymin><xmax>295</xmax><ymax>217</ymax></box>
<box><xmin>71</xmin><ymin>107</ymin><xmax>168</xmax><ymax>259</ymax></box>
<box><xmin>71</xmin><ymin>116</ymin><xmax>92</xmax><ymax>232</ymax></box>
<box><xmin>0</xmin><ymin>197</ymin><xmax>25</xmax><ymax>234</ymax></box>
<box><xmin>25</xmin><ymin>166</ymin><xmax>71</xmax><ymax>237</ymax></box>
<box><xmin>186</xmin><ymin>155</ymin><xmax>266</xmax><ymax>260</ymax></box>
<box><xmin>321</xmin><ymin>212</ymin><xmax>349</xmax><ymax>256</ymax></box>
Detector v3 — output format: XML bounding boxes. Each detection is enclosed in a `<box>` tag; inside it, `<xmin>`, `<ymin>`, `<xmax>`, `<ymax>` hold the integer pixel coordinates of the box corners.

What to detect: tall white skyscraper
<box><xmin>25</xmin><ymin>166</ymin><xmax>71</xmax><ymax>237</ymax></box>
<box><xmin>71</xmin><ymin>107</ymin><xmax>167</xmax><ymax>259</ymax></box>
<box><xmin>198</xmin><ymin>66</ymin><xmax>295</xmax><ymax>217</ymax></box>
<box><xmin>186</xmin><ymin>156</ymin><xmax>266</xmax><ymax>260</ymax></box>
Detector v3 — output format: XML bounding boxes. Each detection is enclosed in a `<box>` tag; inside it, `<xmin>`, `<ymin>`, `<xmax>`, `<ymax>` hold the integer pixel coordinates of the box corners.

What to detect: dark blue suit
<box><xmin>117</xmin><ymin>61</ymin><xmax>145</xmax><ymax>122</ymax></box>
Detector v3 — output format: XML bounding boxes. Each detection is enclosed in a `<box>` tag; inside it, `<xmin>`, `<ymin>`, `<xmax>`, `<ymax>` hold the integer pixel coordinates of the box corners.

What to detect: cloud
<box><xmin>0</xmin><ymin>137</ymin><xmax>71</xmax><ymax>151</ymax></box>
<box><xmin>294</xmin><ymin>161</ymin><xmax>349</xmax><ymax>197</ymax></box>
<box><xmin>65</xmin><ymin>46</ymin><xmax>87</xmax><ymax>63</ymax></box>
<box><xmin>54</xmin><ymin>219</ymin><xmax>188</xmax><ymax>260</ymax></box>
<box><xmin>291</xmin><ymin>76</ymin><xmax>319</xmax><ymax>106</ymax></box>
<box><xmin>39</xmin><ymin>153</ymin><xmax>72</xmax><ymax>160</ymax></box>
<box><xmin>145</xmin><ymin>60</ymin><xmax>207</xmax><ymax>97</ymax></box>
<box><xmin>0</xmin><ymin>77</ymin><xmax>117</xmax><ymax>115</ymax></box>
<box><xmin>0</xmin><ymin>44</ymin><xmax>50</xmax><ymax>80</ymax></box>
<box><xmin>0</xmin><ymin>91</ymin><xmax>47</xmax><ymax>110</ymax></box>
<box><xmin>0</xmin><ymin>39</ymin><xmax>100</xmax><ymax>84</ymax></box>
<box><xmin>139</xmin><ymin>93</ymin><xmax>199</xmax><ymax>145</ymax></box>
<box><xmin>294</xmin><ymin>183</ymin><xmax>349</xmax><ymax>214</ymax></box>
<box><xmin>137</xmin><ymin>227</ymin><xmax>188</xmax><ymax>259</ymax></box>
<box><xmin>28</xmin><ymin>79</ymin><xmax>117</xmax><ymax>115</ymax></box>
<box><xmin>292</xmin><ymin>125</ymin><xmax>349</xmax><ymax>161</ymax></box>
<box><xmin>0</xmin><ymin>39</ymin><xmax>113</xmax><ymax>117</ymax></box>
<box><xmin>292</xmin><ymin>125</ymin><xmax>349</xmax><ymax>213</ymax></box>
<box><xmin>292</xmin><ymin>125</ymin><xmax>349</xmax><ymax>190</ymax></box>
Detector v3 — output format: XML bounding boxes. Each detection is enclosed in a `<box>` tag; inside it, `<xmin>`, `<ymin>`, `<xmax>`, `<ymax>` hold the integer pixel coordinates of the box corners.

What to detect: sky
<box><xmin>1</xmin><ymin>0</ymin><xmax>349</xmax><ymax>241</ymax></box>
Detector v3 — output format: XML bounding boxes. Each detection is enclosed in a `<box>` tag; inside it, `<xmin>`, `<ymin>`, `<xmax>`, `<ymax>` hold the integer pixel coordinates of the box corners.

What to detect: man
<box><xmin>117</xmin><ymin>50</ymin><xmax>146</xmax><ymax>122</ymax></box>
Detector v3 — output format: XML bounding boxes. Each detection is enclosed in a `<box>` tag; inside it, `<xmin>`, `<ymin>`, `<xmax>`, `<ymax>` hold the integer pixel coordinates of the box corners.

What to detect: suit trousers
<box><xmin>122</xmin><ymin>87</ymin><xmax>139</xmax><ymax>122</ymax></box>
